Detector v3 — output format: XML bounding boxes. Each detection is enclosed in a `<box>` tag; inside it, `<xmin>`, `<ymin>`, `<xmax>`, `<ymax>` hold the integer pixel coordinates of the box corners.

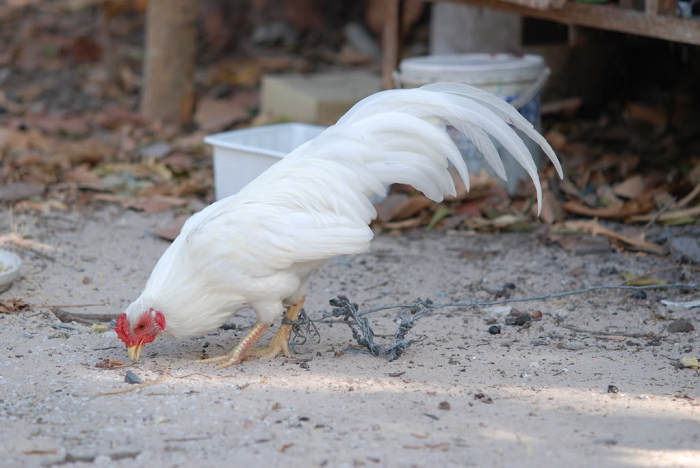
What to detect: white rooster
<box><xmin>116</xmin><ymin>82</ymin><xmax>562</xmax><ymax>368</ymax></box>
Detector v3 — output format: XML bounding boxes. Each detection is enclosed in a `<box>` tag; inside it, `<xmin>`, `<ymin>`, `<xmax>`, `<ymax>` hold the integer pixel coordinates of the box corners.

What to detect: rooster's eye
<box><xmin>138</xmin><ymin>324</ymin><xmax>145</xmax><ymax>329</ymax></box>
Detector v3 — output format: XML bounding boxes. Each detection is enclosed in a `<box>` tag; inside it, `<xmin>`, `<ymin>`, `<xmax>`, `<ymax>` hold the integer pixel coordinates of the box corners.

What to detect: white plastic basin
<box><xmin>204</xmin><ymin>123</ymin><xmax>326</xmax><ymax>201</ymax></box>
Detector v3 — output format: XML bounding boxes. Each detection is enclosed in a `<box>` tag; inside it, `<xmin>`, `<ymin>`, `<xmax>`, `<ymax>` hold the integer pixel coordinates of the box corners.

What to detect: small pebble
<box><xmin>607</xmin><ymin>385</ymin><xmax>618</xmax><ymax>394</ymax></box>
<box><xmin>125</xmin><ymin>371</ymin><xmax>144</xmax><ymax>385</ymax></box>
<box><xmin>299</xmin><ymin>362</ymin><xmax>309</xmax><ymax>369</ymax></box>
<box><xmin>633</xmin><ymin>290</ymin><xmax>647</xmax><ymax>300</ymax></box>
<box><xmin>531</xmin><ymin>311</ymin><xmax>542</xmax><ymax>320</ymax></box>
<box><xmin>594</xmin><ymin>434</ymin><xmax>618</xmax><ymax>445</ymax></box>
<box><xmin>504</xmin><ymin>283</ymin><xmax>516</xmax><ymax>290</ymax></box>
<box><xmin>488</xmin><ymin>325</ymin><xmax>501</xmax><ymax>335</ymax></box>
<box><xmin>438</xmin><ymin>401</ymin><xmax>451</xmax><ymax>411</ymax></box>
<box><xmin>505</xmin><ymin>313</ymin><xmax>531</xmax><ymax>326</ymax></box>
<box><xmin>667</xmin><ymin>319</ymin><xmax>695</xmax><ymax>333</ymax></box>
<box><xmin>22</xmin><ymin>331</ymin><xmax>33</xmax><ymax>339</ymax></box>
<box><xmin>599</xmin><ymin>267</ymin><xmax>619</xmax><ymax>276</ymax></box>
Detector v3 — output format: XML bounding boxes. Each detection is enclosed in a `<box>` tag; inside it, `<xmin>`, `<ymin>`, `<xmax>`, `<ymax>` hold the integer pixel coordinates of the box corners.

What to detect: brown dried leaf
<box><xmin>626</xmin><ymin>102</ymin><xmax>667</xmax><ymax>128</ymax></box>
<box><xmin>559</xmin><ymin>177</ymin><xmax>580</xmax><ymax>198</ymax></box>
<box><xmin>24</xmin><ymin>115</ymin><xmax>90</xmax><ymax>136</ymax></box>
<box><xmin>564</xmin><ymin>219</ymin><xmax>665</xmax><ymax>255</ymax></box>
<box><xmin>65</xmin><ymin>165</ymin><xmax>102</xmax><ymax>190</ymax></box>
<box><xmin>392</xmin><ymin>196</ymin><xmax>436</xmax><ymax>221</ymax></box>
<box><xmin>55</xmin><ymin>139</ymin><xmax>114</xmax><ymax>166</ymax></box>
<box><xmin>0</xmin><ymin>127</ymin><xmax>52</xmax><ymax>152</ymax></box>
<box><xmin>95</xmin><ymin>358</ymin><xmax>125</xmax><ymax>369</ymax></box>
<box><xmin>162</xmin><ymin>152</ymin><xmax>195</xmax><ymax>173</ymax></box>
<box><xmin>154</xmin><ymin>215</ymin><xmax>190</xmax><ymax>241</ymax></box>
<box><xmin>545</xmin><ymin>130</ymin><xmax>567</xmax><ymax>152</ymax></box>
<box><xmin>0</xmin><ymin>299</ymin><xmax>31</xmax><ymax>314</ymax></box>
<box><xmin>195</xmin><ymin>91</ymin><xmax>258</xmax><ymax>132</ymax></box>
<box><xmin>613</xmin><ymin>175</ymin><xmax>646</xmax><ymax>199</ymax></box>
<box><xmin>540</xmin><ymin>190</ymin><xmax>560</xmax><ymax>225</ymax></box>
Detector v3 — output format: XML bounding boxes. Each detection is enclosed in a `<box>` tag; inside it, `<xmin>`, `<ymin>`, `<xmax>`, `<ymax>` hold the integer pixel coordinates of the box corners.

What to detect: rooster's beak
<box><xmin>127</xmin><ymin>341</ymin><xmax>145</xmax><ymax>361</ymax></box>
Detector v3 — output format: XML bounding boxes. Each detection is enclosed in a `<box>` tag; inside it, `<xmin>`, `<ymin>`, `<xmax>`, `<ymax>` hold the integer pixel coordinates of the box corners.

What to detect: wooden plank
<box><xmin>439</xmin><ymin>0</ymin><xmax>700</xmax><ymax>45</ymax></box>
<box><xmin>382</xmin><ymin>0</ymin><xmax>402</xmax><ymax>90</ymax></box>
<box><xmin>500</xmin><ymin>0</ymin><xmax>566</xmax><ymax>10</ymax></box>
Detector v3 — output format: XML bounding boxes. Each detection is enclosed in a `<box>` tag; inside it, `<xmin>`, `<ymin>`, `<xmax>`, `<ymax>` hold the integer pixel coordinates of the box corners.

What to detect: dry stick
<box><xmin>93</xmin><ymin>367</ymin><xmax>169</xmax><ymax>397</ymax></box>
<box><xmin>643</xmin><ymin>200</ymin><xmax>674</xmax><ymax>231</ymax></box>
<box><xmin>677</xmin><ymin>183</ymin><xmax>700</xmax><ymax>208</ymax></box>
<box><xmin>560</xmin><ymin>324</ymin><xmax>650</xmax><ymax>339</ymax></box>
<box><xmin>50</xmin><ymin>307</ymin><xmax>118</xmax><ymax>324</ymax></box>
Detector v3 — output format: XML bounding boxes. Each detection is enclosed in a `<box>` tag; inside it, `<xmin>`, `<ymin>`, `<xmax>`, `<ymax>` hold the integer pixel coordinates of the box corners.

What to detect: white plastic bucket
<box><xmin>393</xmin><ymin>53</ymin><xmax>550</xmax><ymax>194</ymax></box>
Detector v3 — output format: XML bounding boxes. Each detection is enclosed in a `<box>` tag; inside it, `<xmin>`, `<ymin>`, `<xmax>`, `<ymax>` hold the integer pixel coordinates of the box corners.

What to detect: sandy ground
<box><xmin>0</xmin><ymin>206</ymin><xmax>698</xmax><ymax>468</ymax></box>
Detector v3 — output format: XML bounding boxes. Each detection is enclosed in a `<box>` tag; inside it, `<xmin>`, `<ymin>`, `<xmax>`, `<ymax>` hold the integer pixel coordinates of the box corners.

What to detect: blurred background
<box><xmin>1</xmin><ymin>0</ymin><xmax>699</xmax><ymax>242</ymax></box>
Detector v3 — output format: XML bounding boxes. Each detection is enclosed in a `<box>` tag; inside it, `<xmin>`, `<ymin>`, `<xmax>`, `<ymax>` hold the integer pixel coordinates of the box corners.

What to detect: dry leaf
<box><xmin>0</xmin><ymin>299</ymin><xmax>31</xmax><ymax>314</ymax></box>
<box><xmin>545</xmin><ymin>130</ymin><xmax>567</xmax><ymax>152</ymax></box>
<box><xmin>154</xmin><ymin>215</ymin><xmax>189</xmax><ymax>241</ymax></box>
<box><xmin>626</xmin><ymin>102</ymin><xmax>667</xmax><ymax>127</ymax></box>
<box><xmin>95</xmin><ymin>358</ymin><xmax>125</xmax><ymax>369</ymax></box>
<box><xmin>65</xmin><ymin>164</ymin><xmax>102</xmax><ymax>190</ymax></box>
<box><xmin>376</xmin><ymin>193</ymin><xmax>410</xmax><ymax>222</ymax></box>
<box><xmin>195</xmin><ymin>91</ymin><xmax>258</xmax><ymax>132</ymax></box>
<box><xmin>563</xmin><ymin>219</ymin><xmax>665</xmax><ymax>255</ymax></box>
<box><xmin>540</xmin><ymin>190</ymin><xmax>559</xmax><ymax>225</ymax></box>
<box><xmin>613</xmin><ymin>175</ymin><xmax>646</xmax><ymax>199</ymax></box>
<box><xmin>392</xmin><ymin>196</ymin><xmax>436</xmax><ymax>221</ymax></box>
<box><xmin>621</xmin><ymin>272</ymin><xmax>668</xmax><ymax>286</ymax></box>
<box><xmin>55</xmin><ymin>139</ymin><xmax>114</xmax><ymax>165</ymax></box>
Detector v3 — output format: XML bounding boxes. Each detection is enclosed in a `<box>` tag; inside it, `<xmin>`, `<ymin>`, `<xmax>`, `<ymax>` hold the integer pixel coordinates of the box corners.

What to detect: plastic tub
<box><xmin>394</xmin><ymin>53</ymin><xmax>550</xmax><ymax>194</ymax></box>
<box><xmin>0</xmin><ymin>249</ymin><xmax>21</xmax><ymax>293</ymax></box>
<box><xmin>205</xmin><ymin>123</ymin><xmax>326</xmax><ymax>200</ymax></box>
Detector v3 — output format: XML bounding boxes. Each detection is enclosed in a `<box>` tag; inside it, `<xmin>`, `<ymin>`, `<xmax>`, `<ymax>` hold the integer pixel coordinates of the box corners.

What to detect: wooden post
<box><xmin>140</xmin><ymin>0</ymin><xmax>198</xmax><ymax>126</ymax></box>
<box><xmin>382</xmin><ymin>0</ymin><xmax>402</xmax><ymax>90</ymax></box>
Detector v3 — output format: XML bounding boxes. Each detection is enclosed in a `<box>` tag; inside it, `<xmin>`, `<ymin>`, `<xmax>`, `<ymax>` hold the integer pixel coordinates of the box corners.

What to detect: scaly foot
<box><xmin>248</xmin><ymin>297</ymin><xmax>305</xmax><ymax>361</ymax></box>
<box><xmin>199</xmin><ymin>322</ymin><xmax>270</xmax><ymax>369</ymax></box>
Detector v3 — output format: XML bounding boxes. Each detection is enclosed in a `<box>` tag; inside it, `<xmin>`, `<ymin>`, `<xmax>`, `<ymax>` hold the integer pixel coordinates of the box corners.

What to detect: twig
<box><xmin>560</xmin><ymin>324</ymin><xmax>650</xmax><ymax>339</ymax></box>
<box><xmin>643</xmin><ymin>200</ymin><xmax>674</xmax><ymax>231</ymax></box>
<box><xmin>93</xmin><ymin>367</ymin><xmax>169</xmax><ymax>397</ymax></box>
<box><xmin>677</xmin><ymin>183</ymin><xmax>700</xmax><ymax>208</ymax></box>
<box><xmin>50</xmin><ymin>307</ymin><xmax>118</xmax><ymax>324</ymax></box>
<box><xmin>35</xmin><ymin>303</ymin><xmax>108</xmax><ymax>310</ymax></box>
<box><xmin>171</xmin><ymin>372</ymin><xmax>213</xmax><ymax>380</ymax></box>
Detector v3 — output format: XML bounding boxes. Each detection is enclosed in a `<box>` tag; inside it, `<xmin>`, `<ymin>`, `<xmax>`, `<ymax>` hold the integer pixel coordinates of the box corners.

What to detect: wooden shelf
<box><xmin>382</xmin><ymin>0</ymin><xmax>700</xmax><ymax>88</ymax></box>
<box><xmin>443</xmin><ymin>0</ymin><xmax>700</xmax><ymax>45</ymax></box>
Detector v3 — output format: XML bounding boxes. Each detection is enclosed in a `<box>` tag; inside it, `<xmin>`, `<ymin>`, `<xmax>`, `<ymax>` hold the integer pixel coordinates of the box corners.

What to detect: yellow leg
<box><xmin>199</xmin><ymin>322</ymin><xmax>270</xmax><ymax>369</ymax></box>
<box><xmin>248</xmin><ymin>297</ymin><xmax>305</xmax><ymax>360</ymax></box>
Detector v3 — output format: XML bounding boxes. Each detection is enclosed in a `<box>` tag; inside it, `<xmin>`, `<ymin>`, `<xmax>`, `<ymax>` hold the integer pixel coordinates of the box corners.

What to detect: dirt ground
<box><xmin>0</xmin><ymin>206</ymin><xmax>698</xmax><ymax>468</ymax></box>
